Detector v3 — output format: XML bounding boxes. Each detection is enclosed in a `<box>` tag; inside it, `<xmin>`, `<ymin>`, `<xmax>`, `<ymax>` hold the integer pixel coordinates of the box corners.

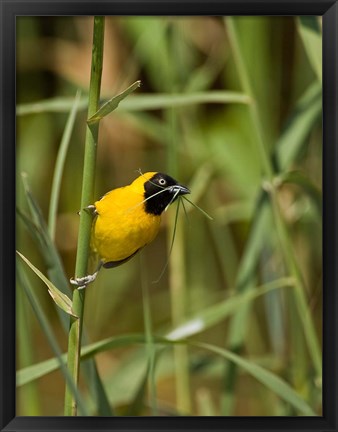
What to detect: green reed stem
<box><xmin>223</xmin><ymin>17</ymin><xmax>322</xmax><ymax>412</ymax></box>
<box><xmin>64</xmin><ymin>16</ymin><xmax>105</xmax><ymax>416</ymax></box>
<box><xmin>140</xmin><ymin>252</ymin><xmax>158</xmax><ymax>415</ymax></box>
<box><xmin>168</xmin><ymin>216</ymin><xmax>191</xmax><ymax>414</ymax></box>
<box><xmin>166</xmin><ymin>104</ymin><xmax>191</xmax><ymax>413</ymax></box>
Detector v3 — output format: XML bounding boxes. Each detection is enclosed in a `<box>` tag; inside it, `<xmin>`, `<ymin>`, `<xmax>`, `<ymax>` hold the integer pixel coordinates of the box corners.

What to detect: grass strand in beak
<box><xmin>182</xmin><ymin>196</ymin><xmax>213</xmax><ymax>220</ymax></box>
<box><xmin>180</xmin><ymin>197</ymin><xmax>190</xmax><ymax>224</ymax></box>
<box><xmin>164</xmin><ymin>189</ymin><xmax>180</xmax><ymax>212</ymax></box>
<box><xmin>153</xmin><ymin>198</ymin><xmax>181</xmax><ymax>284</ymax></box>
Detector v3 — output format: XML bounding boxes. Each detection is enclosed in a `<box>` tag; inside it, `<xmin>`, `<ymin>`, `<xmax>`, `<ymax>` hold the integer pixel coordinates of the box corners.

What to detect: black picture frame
<box><xmin>1</xmin><ymin>0</ymin><xmax>337</xmax><ymax>431</ymax></box>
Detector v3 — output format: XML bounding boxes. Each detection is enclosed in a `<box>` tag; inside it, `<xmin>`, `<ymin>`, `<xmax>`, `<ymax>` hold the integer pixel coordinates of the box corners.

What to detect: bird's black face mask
<box><xmin>144</xmin><ymin>173</ymin><xmax>190</xmax><ymax>216</ymax></box>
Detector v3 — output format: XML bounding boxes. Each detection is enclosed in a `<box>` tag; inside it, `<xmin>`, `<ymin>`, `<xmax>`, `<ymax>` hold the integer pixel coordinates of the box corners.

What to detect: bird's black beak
<box><xmin>178</xmin><ymin>184</ymin><xmax>190</xmax><ymax>196</ymax></box>
<box><xmin>171</xmin><ymin>183</ymin><xmax>190</xmax><ymax>196</ymax></box>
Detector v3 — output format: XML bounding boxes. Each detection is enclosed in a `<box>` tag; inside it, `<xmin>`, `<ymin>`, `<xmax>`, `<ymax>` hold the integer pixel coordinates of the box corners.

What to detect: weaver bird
<box><xmin>71</xmin><ymin>171</ymin><xmax>190</xmax><ymax>288</ymax></box>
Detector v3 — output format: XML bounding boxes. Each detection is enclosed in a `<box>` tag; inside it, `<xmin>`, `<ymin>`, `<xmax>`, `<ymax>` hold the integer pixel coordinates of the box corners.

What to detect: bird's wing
<box><xmin>102</xmin><ymin>247</ymin><xmax>142</xmax><ymax>268</ymax></box>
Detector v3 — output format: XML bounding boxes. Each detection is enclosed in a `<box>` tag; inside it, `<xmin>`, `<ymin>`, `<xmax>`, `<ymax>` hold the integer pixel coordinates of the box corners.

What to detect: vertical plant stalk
<box><xmin>64</xmin><ymin>16</ymin><xmax>105</xmax><ymax>416</ymax></box>
<box><xmin>165</xmin><ymin>22</ymin><xmax>192</xmax><ymax>414</ymax></box>
<box><xmin>140</xmin><ymin>253</ymin><xmax>158</xmax><ymax>415</ymax></box>
<box><xmin>168</xmin><ymin>218</ymin><xmax>191</xmax><ymax>413</ymax></box>
<box><xmin>223</xmin><ymin>17</ymin><xmax>322</xmax><ymax>412</ymax></box>
<box><xmin>228</xmin><ymin>18</ymin><xmax>321</xmax><ymax>373</ymax></box>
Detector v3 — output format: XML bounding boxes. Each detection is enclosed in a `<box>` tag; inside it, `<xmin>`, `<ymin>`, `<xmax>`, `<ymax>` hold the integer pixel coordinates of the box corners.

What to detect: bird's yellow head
<box><xmin>132</xmin><ymin>172</ymin><xmax>190</xmax><ymax>216</ymax></box>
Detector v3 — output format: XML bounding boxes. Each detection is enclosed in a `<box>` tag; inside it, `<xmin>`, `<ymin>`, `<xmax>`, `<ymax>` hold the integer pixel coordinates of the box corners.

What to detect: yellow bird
<box><xmin>71</xmin><ymin>171</ymin><xmax>190</xmax><ymax>288</ymax></box>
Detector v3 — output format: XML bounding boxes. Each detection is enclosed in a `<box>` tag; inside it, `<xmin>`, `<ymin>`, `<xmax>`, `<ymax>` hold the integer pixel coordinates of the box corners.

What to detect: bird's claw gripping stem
<box><xmin>70</xmin><ymin>271</ymin><xmax>99</xmax><ymax>290</ymax></box>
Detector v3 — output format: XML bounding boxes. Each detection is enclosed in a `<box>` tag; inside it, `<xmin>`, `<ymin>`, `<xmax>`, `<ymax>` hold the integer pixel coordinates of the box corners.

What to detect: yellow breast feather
<box><xmin>92</xmin><ymin>183</ymin><xmax>161</xmax><ymax>263</ymax></box>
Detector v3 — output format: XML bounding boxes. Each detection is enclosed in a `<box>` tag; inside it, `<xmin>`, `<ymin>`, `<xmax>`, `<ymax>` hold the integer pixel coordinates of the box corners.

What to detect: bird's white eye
<box><xmin>158</xmin><ymin>178</ymin><xmax>167</xmax><ymax>186</ymax></box>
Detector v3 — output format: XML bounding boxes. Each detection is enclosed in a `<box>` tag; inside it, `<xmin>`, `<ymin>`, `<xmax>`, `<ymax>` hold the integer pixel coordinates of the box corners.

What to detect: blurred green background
<box><xmin>16</xmin><ymin>16</ymin><xmax>322</xmax><ymax>416</ymax></box>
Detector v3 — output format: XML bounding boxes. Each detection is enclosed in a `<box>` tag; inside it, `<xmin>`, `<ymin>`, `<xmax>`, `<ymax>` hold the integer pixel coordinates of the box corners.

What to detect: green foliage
<box><xmin>16</xmin><ymin>16</ymin><xmax>322</xmax><ymax>416</ymax></box>
<box><xmin>87</xmin><ymin>80</ymin><xmax>141</xmax><ymax>124</ymax></box>
<box><xmin>17</xmin><ymin>251</ymin><xmax>76</xmax><ymax>317</ymax></box>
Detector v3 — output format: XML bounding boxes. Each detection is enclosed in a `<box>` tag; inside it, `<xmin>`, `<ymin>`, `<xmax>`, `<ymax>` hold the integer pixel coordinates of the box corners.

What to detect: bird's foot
<box><xmin>70</xmin><ymin>271</ymin><xmax>99</xmax><ymax>290</ymax></box>
<box><xmin>77</xmin><ymin>205</ymin><xmax>97</xmax><ymax>216</ymax></box>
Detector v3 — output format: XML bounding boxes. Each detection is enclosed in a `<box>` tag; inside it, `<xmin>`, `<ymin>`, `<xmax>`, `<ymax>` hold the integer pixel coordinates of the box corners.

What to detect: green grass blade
<box><xmin>87</xmin><ymin>80</ymin><xmax>141</xmax><ymax>124</ymax></box>
<box><xmin>226</xmin><ymin>17</ymin><xmax>273</xmax><ymax>180</ymax></box>
<box><xmin>120</xmin><ymin>91</ymin><xmax>251</xmax><ymax>111</ymax></box>
<box><xmin>17</xmin><ymin>332</ymin><xmax>316</xmax><ymax>415</ymax></box>
<box><xmin>222</xmin><ymin>191</ymin><xmax>270</xmax><ymax>414</ymax></box>
<box><xmin>193</xmin><ymin>341</ymin><xmax>316</xmax><ymax>416</ymax></box>
<box><xmin>17</xmin><ymin>357</ymin><xmax>66</xmax><ymax>387</ymax></box>
<box><xmin>19</xmin><ymin>174</ymin><xmax>71</xmax><ymax>297</ymax></box>
<box><xmin>125</xmin><ymin>361</ymin><xmax>150</xmax><ymax>415</ymax></box>
<box><xmin>17</xmin><ymin>90</ymin><xmax>251</xmax><ymax>116</ymax></box>
<box><xmin>18</xmin><ymin>177</ymin><xmax>113</xmax><ymax>416</ymax></box>
<box><xmin>16</xmin><ymin>281</ymin><xmax>41</xmax><ymax>415</ymax></box>
<box><xmin>16</xmin><ymin>96</ymin><xmax>88</xmax><ymax>115</ymax></box>
<box><xmin>21</xmin><ymin>172</ymin><xmax>49</xmax><ymax>230</ymax></box>
<box><xmin>48</xmin><ymin>90</ymin><xmax>82</xmax><ymax>240</ymax></box>
<box><xmin>104</xmin><ymin>348</ymin><xmax>151</xmax><ymax>409</ymax></box>
<box><xmin>225</xmin><ymin>17</ymin><xmax>322</xmax><ymax>414</ymax></box>
<box><xmin>83</xmin><ymin>361</ymin><xmax>113</xmax><ymax>416</ymax></box>
<box><xmin>16</xmin><ymin>251</ymin><xmax>76</xmax><ymax>317</ymax></box>
<box><xmin>182</xmin><ymin>196</ymin><xmax>213</xmax><ymax>220</ymax></box>
<box><xmin>140</xmin><ymin>252</ymin><xmax>158</xmax><ymax>415</ymax></box>
<box><xmin>275</xmin><ymin>81</ymin><xmax>322</xmax><ymax>171</ymax></box>
<box><xmin>166</xmin><ymin>277</ymin><xmax>294</xmax><ymax>340</ymax></box>
<box><xmin>16</xmin><ymin>334</ymin><xmax>148</xmax><ymax>387</ymax></box>
<box><xmin>297</xmin><ymin>17</ymin><xmax>322</xmax><ymax>83</ymax></box>
<box><xmin>16</xmin><ymin>263</ymin><xmax>88</xmax><ymax>415</ymax></box>
<box><xmin>64</xmin><ymin>16</ymin><xmax>105</xmax><ymax>417</ymax></box>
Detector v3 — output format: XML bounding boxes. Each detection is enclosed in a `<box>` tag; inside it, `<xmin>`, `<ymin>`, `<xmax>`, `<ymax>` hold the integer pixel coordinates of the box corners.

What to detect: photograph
<box><xmin>3</xmin><ymin>0</ymin><xmax>335</xmax><ymax>427</ymax></box>
<box><xmin>15</xmin><ymin>14</ymin><xmax>323</xmax><ymax>419</ymax></box>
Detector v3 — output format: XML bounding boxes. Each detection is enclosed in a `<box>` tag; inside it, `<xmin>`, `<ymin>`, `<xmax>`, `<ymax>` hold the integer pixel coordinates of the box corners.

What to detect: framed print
<box><xmin>1</xmin><ymin>0</ymin><xmax>337</xmax><ymax>431</ymax></box>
